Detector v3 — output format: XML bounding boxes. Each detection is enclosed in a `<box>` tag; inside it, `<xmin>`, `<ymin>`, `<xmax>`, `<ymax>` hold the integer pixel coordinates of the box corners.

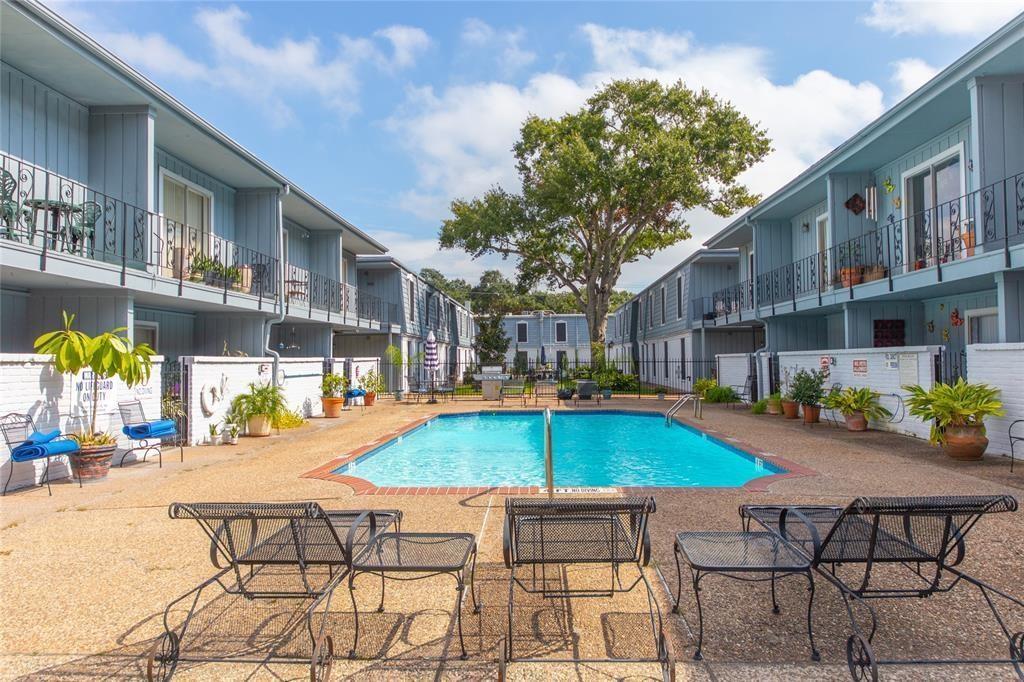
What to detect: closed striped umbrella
<box><xmin>424</xmin><ymin>331</ymin><xmax>439</xmax><ymax>403</ymax></box>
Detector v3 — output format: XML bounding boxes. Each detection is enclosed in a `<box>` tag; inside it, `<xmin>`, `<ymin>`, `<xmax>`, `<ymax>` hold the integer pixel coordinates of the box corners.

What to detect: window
<box><xmin>676</xmin><ymin>276</ymin><xmax>683</xmax><ymax>319</ymax></box>
<box><xmin>902</xmin><ymin>142</ymin><xmax>965</xmax><ymax>266</ymax></box>
<box><xmin>555</xmin><ymin>321</ymin><xmax>567</xmax><ymax>343</ymax></box>
<box><xmin>660</xmin><ymin>286</ymin><xmax>666</xmax><ymax>324</ymax></box>
<box><xmin>161</xmin><ymin>170</ymin><xmax>213</xmax><ymax>233</ymax></box>
<box><xmin>517</xmin><ymin>321</ymin><xmax>528</xmax><ymax>343</ymax></box>
<box><xmin>648</xmin><ymin>293</ymin><xmax>653</xmax><ymax>328</ymax></box>
<box><xmin>408</xmin><ymin>280</ymin><xmax>415</xmax><ymax>322</ymax></box>
<box><xmin>663</xmin><ymin>341</ymin><xmax>669</xmax><ymax>378</ymax></box>
<box><xmin>966</xmin><ymin>307</ymin><xmax>999</xmax><ymax>344</ymax></box>
<box><xmin>680</xmin><ymin>338</ymin><xmax>686</xmax><ymax>375</ymax></box>
<box><xmin>134</xmin><ymin>321</ymin><xmax>159</xmax><ymax>353</ymax></box>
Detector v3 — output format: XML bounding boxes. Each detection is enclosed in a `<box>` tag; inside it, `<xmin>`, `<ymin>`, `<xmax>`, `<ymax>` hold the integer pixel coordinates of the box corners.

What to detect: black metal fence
<box><xmin>360</xmin><ymin>358</ymin><xmax>718</xmax><ymax>400</ymax></box>
<box><xmin>160</xmin><ymin>357</ymin><xmax>189</xmax><ymax>441</ymax></box>
<box><xmin>935</xmin><ymin>349</ymin><xmax>967</xmax><ymax>386</ymax></box>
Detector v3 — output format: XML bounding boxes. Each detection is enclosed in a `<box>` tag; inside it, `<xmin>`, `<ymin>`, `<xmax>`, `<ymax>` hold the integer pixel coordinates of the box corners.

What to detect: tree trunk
<box><xmin>90</xmin><ymin>375</ymin><xmax>99</xmax><ymax>436</ymax></box>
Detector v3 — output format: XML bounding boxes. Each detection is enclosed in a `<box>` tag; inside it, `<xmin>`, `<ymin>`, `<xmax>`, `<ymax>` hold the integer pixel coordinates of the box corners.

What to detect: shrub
<box><xmin>822</xmin><ymin>387</ymin><xmax>892</xmax><ymax>420</ymax></box>
<box><xmin>788</xmin><ymin>369</ymin><xmax>826</xmax><ymax>406</ymax></box>
<box><xmin>703</xmin><ymin>385</ymin><xmax>739</xmax><ymax>403</ymax></box>
<box><xmin>594</xmin><ymin>366</ymin><xmax>638</xmax><ymax>391</ymax></box>
<box><xmin>751</xmin><ymin>399</ymin><xmax>768</xmax><ymax>414</ymax></box>
<box><xmin>321</xmin><ymin>373</ymin><xmax>348</xmax><ymax>398</ymax></box>
<box><xmin>903</xmin><ymin>378</ymin><xmax>1003</xmax><ymax>445</ymax></box>
<box><xmin>694</xmin><ymin>377</ymin><xmax>717</xmax><ymax>398</ymax></box>
<box><xmin>272</xmin><ymin>409</ymin><xmax>306</xmax><ymax>430</ymax></box>
<box><xmin>232</xmin><ymin>383</ymin><xmax>288</xmax><ymax>422</ymax></box>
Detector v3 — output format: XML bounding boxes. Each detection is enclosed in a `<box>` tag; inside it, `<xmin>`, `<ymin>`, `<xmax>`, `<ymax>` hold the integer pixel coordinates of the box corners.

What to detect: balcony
<box><xmin>283</xmin><ymin>263</ymin><xmax>397</xmax><ymax>327</ymax></box>
<box><xmin>756</xmin><ymin>172</ymin><xmax>1023</xmax><ymax>315</ymax></box>
<box><xmin>691</xmin><ymin>279</ymin><xmax>754</xmax><ymax>326</ymax></box>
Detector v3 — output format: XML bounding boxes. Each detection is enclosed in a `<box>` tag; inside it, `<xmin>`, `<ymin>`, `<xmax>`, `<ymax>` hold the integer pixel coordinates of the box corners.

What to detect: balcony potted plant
<box><xmin>321</xmin><ymin>372</ymin><xmax>348</xmax><ymax>418</ymax></box>
<box><xmin>823</xmin><ymin>387</ymin><xmax>892</xmax><ymax>431</ymax></box>
<box><xmin>359</xmin><ymin>370</ymin><xmax>385</xmax><ymax>407</ymax></box>
<box><xmin>789</xmin><ymin>369</ymin><xmax>826</xmax><ymax>423</ymax></box>
<box><xmin>33</xmin><ymin>311</ymin><xmax>155</xmax><ymax>482</ymax></box>
<box><xmin>765</xmin><ymin>391</ymin><xmax>782</xmax><ymax>415</ymax></box>
<box><xmin>231</xmin><ymin>382</ymin><xmax>287</xmax><ymax>437</ymax></box>
<box><xmin>904</xmin><ymin>378</ymin><xmax>1003</xmax><ymax>460</ymax></box>
<box><xmin>836</xmin><ymin>244</ymin><xmax>863</xmax><ymax>288</ymax></box>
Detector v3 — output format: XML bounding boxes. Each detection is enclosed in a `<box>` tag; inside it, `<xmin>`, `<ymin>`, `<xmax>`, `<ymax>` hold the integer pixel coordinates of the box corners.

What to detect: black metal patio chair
<box><xmin>533</xmin><ymin>379</ymin><xmax>558</xmax><ymax>405</ymax></box>
<box><xmin>118</xmin><ymin>400</ymin><xmax>183</xmax><ymax>468</ymax></box>
<box><xmin>0</xmin><ymin>412</ymin><xmax>79</xmax><ymax>495</ymax></box>
<box><xmin>499</xmin><ymin>496</ymin><xmax>670</xmax><ymax>681</ymax></box>
<box><xmin>500</xmin><ymin>380</ymin><xmax>527</xmax><ymax>407</ymax></box>
<box><xmin>728</xmin><ymin>375</ymin><xmax>754</xmax><ymax>408</ymax></box>
<box><xmin>148</xmin><ymin>502</ymin><xmax>401</xmax><ymax>681</ymax></box>
<box><xmin>407</xmin><ymin>375</ymin><xmax>431</xmax><ymax>403</ymax></box>
<box><xmin>725</xmin><ymin>495</ymin><xmax>1024</xmax><ymax>680</ymax></box>
<box><xmin>1009</xmin><ymin>420</ymin><xmax>1023</xmax><ymax>472</ymax></box>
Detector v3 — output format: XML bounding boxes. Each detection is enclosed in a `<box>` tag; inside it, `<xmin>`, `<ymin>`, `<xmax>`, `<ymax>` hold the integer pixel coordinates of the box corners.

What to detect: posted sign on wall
<box><xmin>852</xmin><ymin>359</ymin><xmax>868</xmax><ymax>377</ymax></box>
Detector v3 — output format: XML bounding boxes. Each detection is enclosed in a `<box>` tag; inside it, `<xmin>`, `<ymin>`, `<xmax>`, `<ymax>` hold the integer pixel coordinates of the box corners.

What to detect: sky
<box><xmin>50</xmin><ymin>0</ymin><xmax>1024</xmax><ymax>290</ymax></box>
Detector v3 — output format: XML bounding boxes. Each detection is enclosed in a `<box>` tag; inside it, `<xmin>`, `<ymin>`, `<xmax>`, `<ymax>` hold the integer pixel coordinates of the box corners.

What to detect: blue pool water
<box><xmin>335</xmin><ymin>411</ymin><xmax>782</xmax><ymax>488</ymax></box>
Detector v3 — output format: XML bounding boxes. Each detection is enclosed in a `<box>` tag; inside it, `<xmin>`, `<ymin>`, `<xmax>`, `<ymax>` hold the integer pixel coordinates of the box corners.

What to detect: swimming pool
<box><xmin>334</xmin><ymin>411</ymin><xmax>783</xmax><ymax>488</ymax></box>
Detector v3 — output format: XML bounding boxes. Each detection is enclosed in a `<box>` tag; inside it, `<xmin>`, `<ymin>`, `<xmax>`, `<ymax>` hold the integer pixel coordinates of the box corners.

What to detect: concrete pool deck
<box><xmin>0</xmin><ymin>398</ymin><xmax>1022</xmax><ymax>680</ymax></box>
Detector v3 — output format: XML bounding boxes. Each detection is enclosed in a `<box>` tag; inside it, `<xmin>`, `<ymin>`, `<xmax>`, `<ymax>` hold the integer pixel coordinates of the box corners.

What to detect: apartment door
<box><xmin>966</xmin><ymin>308</ymin><xmax>999</xmax><ymax>344</ymax></box>
<box><xmin>161</xmin><ymin>172</ymin><xmax>213</xmax><ymax>276</ymax></box>
<box><xmin>816</xmin><ymin>213</ymin><xmax>830</xmax><ymax>289</ymax></box>
<box><xmin>904</xmin><ymin>148</ymin><xmax>963</xmax><ymax>268</ymax></box>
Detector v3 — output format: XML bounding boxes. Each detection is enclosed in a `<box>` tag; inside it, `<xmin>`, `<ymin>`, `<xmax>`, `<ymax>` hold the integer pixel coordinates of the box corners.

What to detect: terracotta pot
<box><xmin>322</xmin><ymin>396</ymin><xmax>345</xmax><ymax>418</ymax></box>
<box><xmin>364</xmin><ymin>392</ymin><xmax>376</xmax><ymax>407</ymax></box>
<box><xmin>844</xmin><ymin>411</ymin><xmax>868</xmax><ymax>432</ymax></box>
<box><xmin>766</xmin><ymin>399</ymin><xmax>782</xmax><ymax>415</ymax></box>
<box><xmin>862</xmin><ymin>266</ymin><xmax>886</xmax><ymax>283</ymax></box>
<box><xmin>943</xmin><ymin>425</ymin><xmax>988</xmax><ymax>461</ymax></box>
<box><xmin>71</xmin><ymin>443</ymin><xmax>116</xmax><ymax>483</ymax></box>
<box><xmin>802</xmin><ymin>404</ymin><xmax>821</xmax><ymax>424</ymax></box>
<box><xmin>840</xmin><ymin>267</ymin><xmax>863</xmax><ymax>288</ymax></box>
<box><xmin>782</xmin><ymin>400</ymin><xmax>799</xmax><ymax>419</ymax></box>
<box><xmin>247</xmin><ymin>415</ymin><xmax>272</xmax><ymax>437</ymax></box>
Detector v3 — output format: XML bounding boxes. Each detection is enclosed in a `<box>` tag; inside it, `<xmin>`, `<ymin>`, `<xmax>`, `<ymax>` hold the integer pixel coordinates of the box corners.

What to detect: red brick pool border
<box><xmin>300</xmin><ymin>409</ymin><xmax>817</xmax><ymax>495</ymax></box>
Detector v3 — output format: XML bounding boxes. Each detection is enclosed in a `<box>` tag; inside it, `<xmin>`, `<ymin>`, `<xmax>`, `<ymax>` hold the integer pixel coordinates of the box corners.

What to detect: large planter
<box><xmin>247</xmin><ymin>415</ymin><xmax>272</xmax><ymax>437</ymax></box>
<box><xmin>943</xmin><ymin>425</ymin><xmax>988</xmax><ymax>461</ymax></box>
<box><xmin>71</xmin><ymin>443</ymin><xmax>116</xmax><ymax>483</ymax></box>
<box><xmin>364</xmin><ymin>392</ymin><xmax>376</xmax><ymax>407</ymax></box>
<box><xmin>801</xmin><ymin>404</ymin><xmax>820</xmax><ymax>424</ymax></box>
<box><xmin>844</xmin><ymin>411</ymin><xmax>868</xmax><ymax>432</ymax></box>
<box><xmin>322</xmin><ymin>397</ymin><xmax>345</xmax><ymax>418</ymax></box>
<box><xmin>839</xmin><ymin>267</ymin><xmax>863</xmax><ymax>288</ymax></box>
<box><xmin>782</xmin><ymin>399</ymin><xmax>799</xmax><ymax>419</ymax></box>
<box><xmin>766</xmin><ymin>398</ymin><xmax>782</xmax><ymax>415</ymax></box>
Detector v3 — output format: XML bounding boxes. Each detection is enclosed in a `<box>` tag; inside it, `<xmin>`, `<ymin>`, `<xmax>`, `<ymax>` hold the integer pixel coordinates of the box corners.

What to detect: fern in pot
<box><xmin>232</xmin><ymin>383</ymin><xmax>287</xmax><ymax>437</ymax></box>
<box><xmin>823</xmin><ymin>387</ymin><xmax>892</xmax><ymax>431</ymax></box>
<box><xmin>903</xmin><ymin>379</ymin><xmax>1003</xmax><ymax>460</ymax></box>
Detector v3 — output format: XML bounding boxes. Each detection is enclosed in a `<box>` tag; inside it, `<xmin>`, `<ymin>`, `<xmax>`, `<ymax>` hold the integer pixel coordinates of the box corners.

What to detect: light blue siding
<box><xmin>134</xmin><ymin>307</ymin><xmax>195</xmax><ymax>358</ymax></box>
<box><xmin>89</xmin><ymin>107</ymin><xmax>153</xmax><ymax>209</ymax></box>
<box><xmin>971</xmin><ymin>76</ymin><xmax>1024</xmax><ymax>187</ymax></box>
<box><xmin>234</xmin><ymin>189</ymin><xmax>280</xmax><ymax>257</ymax></box>
<box><xmin>828</xmin><ymin>173</ymin><xmax>876</xmax><ymax>246</ymax></box>
<box><xmin>155</xmin><ymin>148</ymin><xmax>237</xmax><ymax>240</ymax></box>
<box><xmin>789</xmin><ymin>201</ymin><xmax>828</xmax><ymax>263</ymax></box>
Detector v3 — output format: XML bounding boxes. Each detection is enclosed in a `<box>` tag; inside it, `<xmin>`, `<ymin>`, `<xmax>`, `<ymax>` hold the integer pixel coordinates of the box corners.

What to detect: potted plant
<box><xmin>656</xmin><ymin>390</ymin><xmax>666</xmax><ymax>400</ymax></box>
<box><xmin>903</xmin><ymin>379</ymin><xmax>1004</xmax><ymax>460</ymax></box>
<box><xmin>207</xmin><ymin>420</ymin><xmax>220</xmax><ymax>445</ymax></box>
<box><xmin>789</xmin><ymin>369</ymin><xmax>826</xmax><ymax>423</ymax></box>
<box><xmin>224</xmin><ymin>421</ymin><xmax>240</xmax><ymax>445</ymax></box>
<box><xmin>321</xmin><ymin>373</ymin><xmax>348</xmax><ymax>418</ymax></box>
<box><xmin>358</xmin><ymin>370</ymin><xmax>385</xmax><ymax>407</ymax></box>
<box><xmin>232</xmin><ymin>382</ymin><xmax>287</xmax><ymax>437</ymax></box>
<box><xmin>823</xmin><ymin>387</ymin><xmax>892</xmax><ymax>431</ymax></box>
<box><xmin>765</xmin><ymin>391</ymin><xmax>782</xmax><ymax>415</ymax></box>
<box><xmin>385</xmin><ymin>344</ymin><xmax>405</xmax><ymax>401</ymax></box>
<box><xmin>33</xmin><ymin>311</ymin><xmax>155</xmax><ymax>482</ymax></box>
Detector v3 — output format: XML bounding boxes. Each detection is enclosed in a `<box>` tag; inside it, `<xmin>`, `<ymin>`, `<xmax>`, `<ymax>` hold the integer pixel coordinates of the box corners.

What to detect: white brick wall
<box><xmin>185</xmin><ymin>357</ymin><xmax>326</xmax><ymax>445</ymax></box>
<box><xmin>717</xmin><ymin>353</ymin><xmax>751</xmax><ymax>392</ymax></box>
<box><xmin>777</xmin><ymin>346</ymin><xmax>941</xmax><ymax>440</ymax></box>
<box><xmin>0</xmin><ymin>354</ymin><xmax>163</xmax><ymax>491</ymax></box>
<box><xmin>966</xmin><ymin>343</ymin><xmax>1024</xmax><ymax>456</ymax></box>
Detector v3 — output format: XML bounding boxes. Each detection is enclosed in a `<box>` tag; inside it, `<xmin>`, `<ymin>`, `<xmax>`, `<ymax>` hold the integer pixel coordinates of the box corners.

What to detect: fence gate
<box><xmin>767</xmin><ymin>353</ymin><xmax>781</xmax><ymax>396</ymax></box>
<box><xmin>161</xmin><ymin>357</ymin><xmax>190</xmax><ymax>445</ymax></box>
<box><xmin>934</xmin><ymin>349</ymin><xmax>967</xmax><ymax>385</ymax></box>
<box><xmin>748</xmin><ymin>354</ymin><xmax>759</xmax><ymax>402</ymax></box>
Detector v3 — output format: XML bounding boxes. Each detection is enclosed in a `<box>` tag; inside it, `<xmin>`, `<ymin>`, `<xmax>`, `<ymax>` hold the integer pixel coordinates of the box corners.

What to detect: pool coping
<box><xmin>300</xmin><ymin>408</ymin><xmax>818</xmax><ymax>495</ymax></box>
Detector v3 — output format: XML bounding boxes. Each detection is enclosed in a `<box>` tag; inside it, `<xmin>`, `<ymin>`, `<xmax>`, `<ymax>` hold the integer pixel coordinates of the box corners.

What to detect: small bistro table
<box><xmin>23</xmin><ymin>199</ymin><xmax>82</xmax><ymax>251</ymax></box>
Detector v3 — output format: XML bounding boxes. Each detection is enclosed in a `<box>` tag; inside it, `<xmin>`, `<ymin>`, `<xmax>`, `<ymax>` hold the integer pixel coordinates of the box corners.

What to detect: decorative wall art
<box><xmin>845</xmin><ymin>193</ymin><xmax>866</xmax><ymax>215</ymax></box>
<box><xmin>883</xmin><ymin>177</ymin><xmax>895</xmax><ymax>193</ymax></box>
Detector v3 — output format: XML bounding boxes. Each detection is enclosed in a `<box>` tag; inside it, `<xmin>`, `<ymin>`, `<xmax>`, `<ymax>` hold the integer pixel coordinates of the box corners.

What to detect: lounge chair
<box><xmin>118</xmin><ymin>400</ymin><xmax>183</xmax><ymax>468</ymax></box>
<box><xmin>674</xmin><ymin>495</ymin><xmax>1024</xmax><ymax>679</ymax></box>
<box><xmin>499</xmin><ymin>497</ymin><xmax>669</xmax><ymax>681</ymax></box>
<box><xmin>728</xmin><ymin>375</ymin><xmax>754</xmax><ymax>408</ymax></box>
<box><xmin>500</xmin><ymin>380</ymin><xmax>527</xmax><ymax>407</ymax></box>
<box><xmin>0</xmin><ymin>413</ymin><xmax>79</xmax><ymax>495</ymax></box>
<box><xmin>148</xmin><ymin>502</ymin><xmax>402</xmax><ymax>681</ymax></box>
<box><xmin>533</xmin><ymin>379</ymin><xmax>558</xmax><ymax>405</ymax></box>
<box><xmin>1009</xmin><ymin>420</ymin><xmax>1023</xmax><ymax>472</ymax></box>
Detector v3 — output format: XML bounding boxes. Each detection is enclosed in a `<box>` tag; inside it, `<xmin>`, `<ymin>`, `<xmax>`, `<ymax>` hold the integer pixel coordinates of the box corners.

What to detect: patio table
<box><xmin>23</xmin><ymin>198</ymin><xmax>81</xmax><ymax>250</ymax></box>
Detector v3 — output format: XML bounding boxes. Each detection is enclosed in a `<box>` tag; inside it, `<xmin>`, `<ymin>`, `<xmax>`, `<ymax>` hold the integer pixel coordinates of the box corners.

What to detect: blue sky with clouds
<box><xmin>53</xmin><ymin>0</ymin><xmax>1024</xmax><ymax>289</ymax></box>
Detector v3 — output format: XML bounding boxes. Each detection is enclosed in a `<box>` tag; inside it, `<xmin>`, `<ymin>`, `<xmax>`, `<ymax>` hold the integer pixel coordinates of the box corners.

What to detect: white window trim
<box><xmin>899</xmin><ymin>141</ymin><xmax>967</xmax><ymax>261</ymax></box>
<box><xmin>964</xmin><ymin>306</ymin><xmax>999</xmax><ymax>344</ymax></box>
<box><xmin>517</xmin><ymin>321</ymin><xmax>529</xmax><ymax>344</ymax></box>
<box><xmin>158</xmin><ymin>167</ymin><xmax>216</xmax><ymax>233</ymax></box>
<box><xmin>555</xmin><ymin>320</ymin><xmax>567</xmax><ymax>344</ymax></box>
<box><xmin>134</xmin><ymin>320</ymin><xmax>159</xmax><ymax>350</ymax></box>
<box><xmin>815</xmin><ymin>212</ymin><xmax>831</xmax><ymax>291</ymax></box>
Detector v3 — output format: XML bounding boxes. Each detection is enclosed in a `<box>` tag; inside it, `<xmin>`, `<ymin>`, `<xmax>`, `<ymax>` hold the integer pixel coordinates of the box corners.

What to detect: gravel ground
<box><xmin>0</xmin><ymin>399</ymin><xmax>1021</xmax><ymax>681</ymax></box>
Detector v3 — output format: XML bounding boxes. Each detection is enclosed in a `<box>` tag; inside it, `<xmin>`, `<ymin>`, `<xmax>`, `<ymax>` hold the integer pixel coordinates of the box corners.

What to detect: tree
<box><xmin>419</xmin><ymin>268</ymin><xmax>472</xmax><ymax>302</ymax></box>
<box><xmin>440</xmin><ymin>78</ymin><xmax>771</xmax><ymax>350</ymax></box>
<box><xmin>473</xmin><ymin>312</ymin><xmax>510</xmax><ymax>365</ymax></box>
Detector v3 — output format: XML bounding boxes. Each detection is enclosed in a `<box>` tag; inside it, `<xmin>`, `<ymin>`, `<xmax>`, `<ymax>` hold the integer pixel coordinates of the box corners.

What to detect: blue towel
<box><xmin>123</xmin><ymin>420</ymin><xmax>177</xmax><ymax>439</ymax></box>
<box><xmin>345</xmin><ymin>388</ymin><xmax>366</xmax><ymax>398</ymax></box>
<box><xmin>11</xmin><ymin>438</ymin><xmax>79</xmax><ymax>462</ymax></box>
<box><xmin>20</xmin><ymin>429</ymin><xmax>60</xmax><ymax>447</ymax></box>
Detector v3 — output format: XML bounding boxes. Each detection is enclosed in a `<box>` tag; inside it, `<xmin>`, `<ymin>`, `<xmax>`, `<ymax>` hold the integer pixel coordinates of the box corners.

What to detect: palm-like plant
<box><xmin>823</xmin><ymin>387</ymin><xmax>892</xmax><ymax>420</ymax></box>
<box><xmin>34</xmin><ymin>311</ymin><xmax>155</xmax><ymax>445</ymax></box>
<box><xmin>232</xmin><ymin>383</ymin><xmax>288</xmax><ymax>421</ymax></box>
<box><xmin>903</xmin><ymin>379</ymin><xmax>1003</xmax><ymax>445</ymax></box>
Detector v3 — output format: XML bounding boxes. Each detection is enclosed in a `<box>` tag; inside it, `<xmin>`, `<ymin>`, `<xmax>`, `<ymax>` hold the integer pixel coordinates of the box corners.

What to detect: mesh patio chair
<box><xmin>533</xmin><ymin>379</ymin><xmax>558</xmax><ymax>405</ymax></box>
<box><xmin>499</xmin><ymin>497</ymin><xmax>669</xmax><ymax>681</ymax></box>
<box><xmin>118</xmin><ymin>400</ymin><xmax>183</xmax><ymax>468</ymax></box>
<box><xmin>717</xmin><ymin>495</ymin><xmax>1024</xmax><ymax>680</ymax></box>
<box><xmin>407</xmin><ymin>376</ymin><xmax>431</xmax><ymax>403</ymax></box>
<box><xmin>69</xmin><ymin>200</ymin><xmax>101</xmax><ymax>253</ymax></box>
<box><xmin>728</xmin><ymin>375</ymin><xmax>754</xmax><ymax>409</ymax></box>
<box><xmin>148</xmin><ymin>502</ymin><xmax>401</xmax><ymax>681</ymax></box>
<box><xmin>0</xmin><ymin>413</ymin><xmax>79</xmax><ymax>495</ymax></box>
<box><xmin>1010</xmin><ymin>420</ymin><xmax>1023</xmax><ymax>472</ymax></box>
<box><xmin>499</xmin><ymin>380</ymin><xmax>527</xmax><ymax>407</ymax></box>
<box><xmin>0</xmin><ymin>168</ymin><xmax>34</xmax><ymax>241</ymax></box>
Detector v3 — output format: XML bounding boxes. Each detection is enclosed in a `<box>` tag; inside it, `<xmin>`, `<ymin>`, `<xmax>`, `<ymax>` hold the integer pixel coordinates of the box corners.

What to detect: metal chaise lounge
<box><xmin>499</xmin><ymin>497</ymin><xmax>670</xmax><ymax>681</ymax></box>
<box><xmin>118</xmin><ymin>400</ymin><xmax>183</xmax><ymax>467</ymax></box>
<box><xmin>1</xmin><ymin>412</ymin><xmax>80</xmax><ymax>495</ymax></box>
<box><xmin>148</xmin><ymin>502</ymin><xmax>401</xmax><ymax>681</ymax></box>
<box><xmin>676</xmin><ymin>495</ymin><xmax>1023</xmax><ymax>680</ymax></box>
<box><xmin>500</xmin><ymin>380</ymin><xmax>527</xmax><ymax>407</ymax></box>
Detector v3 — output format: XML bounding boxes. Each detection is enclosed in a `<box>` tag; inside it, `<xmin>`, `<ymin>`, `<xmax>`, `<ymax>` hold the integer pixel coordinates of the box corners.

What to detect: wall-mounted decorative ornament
<box><xmin>942</xmin><ymin>328</ymin><xmax>950</xmax><ymax>342</ymax></box>
<box><xmin>845</xmin><ymin>193</ymin><xmax>866</xmax><ymax>215</ymax></box>
<box><xmin>950</xmin><ymin>308</ymin><xmax>964</xmax><ymax>327</ymax></box>
<box><xmin>801</xmin><ymin>222</ymin><xmax>810</xmax><ymax>232</ymax></box>
<box><xmin>883</xmin><ymin>177</ymin><xmax>895</xmax><ymax>193</ymax></box>
<box><xmin>967</xmin><ymin>159</ymin><xmax>974</xmax><ymax>172</ymax></box>
<box><xmin>893</xmin><ymin>196</ymin><xmax>902</xmax><ymax>209</ymax></box>
<box><xmin>927</xmin><ymin>320</ymin><xmax>935</xmax><ymax>333</ymax></box>
<box><xmin>939</xmin><ymin>303</ymin><xmax>945</xmax><ymax>311</ymax></box>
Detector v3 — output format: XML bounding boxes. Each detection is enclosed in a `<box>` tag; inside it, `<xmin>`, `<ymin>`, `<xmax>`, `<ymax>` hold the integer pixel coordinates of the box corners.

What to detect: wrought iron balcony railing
<box><xmin>283</xmin><ymin>262</ymin><xmax>396</xmax><ymax>326</ymax></box>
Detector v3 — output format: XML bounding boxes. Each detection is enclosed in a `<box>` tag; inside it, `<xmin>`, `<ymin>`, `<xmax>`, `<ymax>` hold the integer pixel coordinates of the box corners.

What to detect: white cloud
<box><xmin>862</xmin><ymin>0</ymin><xmax>1023</xmax><ymax>36</ymax></box>
<box><xmin>374</xmin><ymin>26</ymin><xmax>432</xmax><ymax>70</ymax></box>
<box><xmin>460</xmin><ymin>19</ymin><xmax>537</xmax><ymax>75</ymax></box>
<box><xmin>890</xmin><ymin>57</ymin><xmax>940</xmax><ymax>100</ymax></box>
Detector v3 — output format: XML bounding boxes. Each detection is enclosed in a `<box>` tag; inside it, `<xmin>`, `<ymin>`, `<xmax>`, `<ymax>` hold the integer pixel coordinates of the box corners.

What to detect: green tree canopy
<box><xmin>440</xmin><ymin>78</ymin><xmax>771</xmax><ymax>347</ymax></box>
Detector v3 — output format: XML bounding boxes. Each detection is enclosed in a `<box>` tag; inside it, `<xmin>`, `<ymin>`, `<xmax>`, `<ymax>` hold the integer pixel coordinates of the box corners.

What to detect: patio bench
<box><xmin>118</xmin><ymin>399</ymin><xmax>183</xmax><ymax>467</ymax></box>
<box><xmin>0</xmin><ymin>412</ymin><xmax>79</xmax><ymax>495</ymax></box>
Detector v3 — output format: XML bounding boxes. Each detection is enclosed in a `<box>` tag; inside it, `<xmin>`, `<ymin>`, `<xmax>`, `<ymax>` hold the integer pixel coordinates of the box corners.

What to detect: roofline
<box><xmin>17</xmin><ymin>0</ymin><xmax>386</xmax><ymax>252</ymax></box>
<box><xmin>705</xmin><ymin>11</ymin><xmax>1024</xmax><ymax>246</ymax></box>
<box><xmin>355</xmin><ymin>255</ymin><xmax>472</xmax><ymax>311</ymax></box>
